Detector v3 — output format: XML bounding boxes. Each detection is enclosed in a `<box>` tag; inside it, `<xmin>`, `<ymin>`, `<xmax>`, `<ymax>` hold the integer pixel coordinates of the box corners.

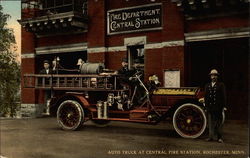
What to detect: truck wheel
<box><xmin>173</xmin><ymin>103</ymin><xmax>207</xmax><ymax>138</ymax></box>
<box><xmin>57</xmin><ymin>100</ymin><xmax>84</xmax><ymax>130</ymax></box>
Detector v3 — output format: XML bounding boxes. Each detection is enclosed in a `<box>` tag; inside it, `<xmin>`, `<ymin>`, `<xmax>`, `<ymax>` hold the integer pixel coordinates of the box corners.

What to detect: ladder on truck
<box><xmin>23</xmin><ymin>74</ymin><xmax>118</xmax><ymax>91</ymax></box>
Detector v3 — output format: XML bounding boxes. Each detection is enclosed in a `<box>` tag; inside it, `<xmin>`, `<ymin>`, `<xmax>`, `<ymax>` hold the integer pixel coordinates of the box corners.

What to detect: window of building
<box><xmin>39</xmin><ymin>0</ymin><xmax>86</xmax><ymax>14</ymax></box>
<box><xmin>127</xmin><ymin>45</ymin><xmax>144</xmax><ymax>71</ymax></box>
<box><xmin>21</xmin><ymin>0</ymin><xmax>41</xmax><ymax>9</ymax></box>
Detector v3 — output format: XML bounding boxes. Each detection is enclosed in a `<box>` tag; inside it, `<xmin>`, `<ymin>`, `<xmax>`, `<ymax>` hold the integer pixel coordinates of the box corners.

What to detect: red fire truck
<box><xmin>23</xmin><ymin>65</ymin><xmax>207</xmax><ymax>139</ymax></box>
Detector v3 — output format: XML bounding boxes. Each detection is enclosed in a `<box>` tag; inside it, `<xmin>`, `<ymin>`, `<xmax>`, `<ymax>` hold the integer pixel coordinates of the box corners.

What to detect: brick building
<box><xmin>19</xmin><ymin>0</ymin><xmax>249</xmax><ymax>119</ymax></box>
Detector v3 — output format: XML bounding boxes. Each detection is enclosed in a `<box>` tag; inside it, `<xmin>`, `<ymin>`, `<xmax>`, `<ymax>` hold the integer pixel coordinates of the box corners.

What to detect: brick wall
<box><xmin>186</xmin><ymin>14</ymin><xmax>249</xmax><ymax>32</ymax></box>
<box><xmin>88</xmin><ymin>52</ymin><xmax>105</xmax><ymax>63</ymax></box>
<box><xmin>106</xmin><ymin>51</ymin><xmax>127</xmax><ymax>70</ymax></box>
<box><xmin>21</xmin><ymin>27</ymin><xmax>36</xmax><ymax>54</ymax></box>
<box><xmin>145</xmin><ymin>49</ymin><xmax>163</xmax><ymax>80</ymax></box>
<box><xmin>88</xmin><ymin>0</ymin><xmax>185</xmax><ymax>82</ymax></box>
<box><xmin>37</xmin><ymin>33</ymin><xmax>88</xmax><ymax>47</ymax></box>
<box><xmin>21</xmin><ymin>8</ymin><xmax>44</xmax><ymax>117</ymax></box>
<box><xmin>106</xmin><ymin>0</ymin><xmax>184</xmax><ymax>46</ymax></box>
<box><xmin>87</xmin><ymin>0</ymin><xmax>106</xmax><ymax>47</ymax></box>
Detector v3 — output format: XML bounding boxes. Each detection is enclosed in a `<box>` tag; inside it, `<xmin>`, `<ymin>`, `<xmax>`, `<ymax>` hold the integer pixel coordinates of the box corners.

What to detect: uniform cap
<box><xmin>122</xmin><ymin>58</ymin><xmax>128</xmax><ymax>63</ymax></box>
<box><xmin>209</xmin><ymin>69</ymin><xmax>219</xmax><ymax>75</ymax></box>
<box><xmin>77</xmin><ymin>58</ymin><xmax>83</xmax><ymax>65</ymax></box>
<box><xmin>43</xmin><ymin>60</ymin><xmax>49</xmax><ymax>64</ymax></box>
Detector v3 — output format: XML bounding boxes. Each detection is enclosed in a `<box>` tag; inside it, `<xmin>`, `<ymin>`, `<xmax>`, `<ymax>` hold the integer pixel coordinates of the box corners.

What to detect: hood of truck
<box><xmin>153</xmin><ymin>87</ymin><xmax>200</xmax><ymax>96</ymax></box>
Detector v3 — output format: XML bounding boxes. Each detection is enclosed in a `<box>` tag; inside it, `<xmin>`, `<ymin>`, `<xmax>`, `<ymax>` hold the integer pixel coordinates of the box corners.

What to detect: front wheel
<box><xmin>173</xmin><ymin>103</ymin><xmax>207</xmax><ymax>138</ymax></box>
<box><xmin>57</xmin><ymin>100</ymin><xmax>84</xmax><ymax>130</ymax></box>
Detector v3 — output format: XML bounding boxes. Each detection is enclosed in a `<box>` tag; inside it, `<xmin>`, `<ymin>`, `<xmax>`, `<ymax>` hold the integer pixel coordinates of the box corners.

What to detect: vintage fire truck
<box><xmin>23</xmin><ymin>63</ymin><xmax>208</xmax><ymax>139</ymax></box>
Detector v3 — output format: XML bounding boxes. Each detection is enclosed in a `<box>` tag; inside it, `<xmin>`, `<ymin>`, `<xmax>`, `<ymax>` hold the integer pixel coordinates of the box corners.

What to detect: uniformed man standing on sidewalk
<box><xmin>205</xmin><ymin>69</ymin><xmax>227</xmax><ymax>143</ymax></box>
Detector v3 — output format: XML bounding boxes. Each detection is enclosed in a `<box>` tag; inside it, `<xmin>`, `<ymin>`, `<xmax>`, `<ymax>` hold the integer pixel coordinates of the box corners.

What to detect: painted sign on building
<box><xmin>164</xmin><ymin>70</ymin><xmax>180</xmax><ymax>88</ymax></box>
<box><xmin>107</xmin><ymin>3</ymin><xmax>162</xmax><ymax>35</ymax></box>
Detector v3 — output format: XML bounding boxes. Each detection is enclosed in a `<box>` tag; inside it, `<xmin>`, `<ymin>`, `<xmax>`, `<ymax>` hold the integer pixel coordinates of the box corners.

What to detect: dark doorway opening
<box><xmin>36</xmin><ymin>51</ymin><xmax>87</xmax><ymax>73</ymax></box>
<box><xmin>186</xmin><ymin>38</ymin><xmax>249</xmax><ymax>120</ymax></box>
<box><xmin>127</xmin><ymin>45</ymin><xmax>144</xmax><ymax>71</ymax></box>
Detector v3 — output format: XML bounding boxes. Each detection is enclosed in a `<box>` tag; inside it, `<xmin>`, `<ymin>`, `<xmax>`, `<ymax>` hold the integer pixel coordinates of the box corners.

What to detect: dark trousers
<box><xmin>44</xmin><ymin>90</ymin><xmax>51</xmax><ymax>113</ymax></box>
<box><xmin>208</xmin><ymin>111</ymin><xmax>223</xmax><ymax>140</ymax></box>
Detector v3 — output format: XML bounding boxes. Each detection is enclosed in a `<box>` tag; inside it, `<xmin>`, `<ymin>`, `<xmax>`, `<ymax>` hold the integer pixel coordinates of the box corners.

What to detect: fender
<box><xmin>159</xmin><ymin>98</ymin><xmax>203</xmax><ymax>121</ymax></box>
<box><xmin>73</xmin><ymin>94</ymin><xmax>90</xmax><ymax>108</ymax></box>
<box><xmin>51</xmin><ymin>92</ymin><xmax>90</xmax><ymax>109</ymax></box>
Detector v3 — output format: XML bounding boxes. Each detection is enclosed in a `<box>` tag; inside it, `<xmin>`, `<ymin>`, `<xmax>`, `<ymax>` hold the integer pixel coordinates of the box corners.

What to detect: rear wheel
<box><xmin>173</xmin><ymin>103</ymin><xmax>207</xmax><ymax>138</ymax></box>
<box><xmin>57</xmin><ymin>100</ymin><xmax>84</xmax><ymax>130</ymax></box>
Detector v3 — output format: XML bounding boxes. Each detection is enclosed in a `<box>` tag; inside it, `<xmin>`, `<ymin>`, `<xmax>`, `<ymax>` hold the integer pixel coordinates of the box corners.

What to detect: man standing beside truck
<box><xmin>205</xmin><ymin>69</ymin><xmax>227</xmax><ymax>143</ymax></box>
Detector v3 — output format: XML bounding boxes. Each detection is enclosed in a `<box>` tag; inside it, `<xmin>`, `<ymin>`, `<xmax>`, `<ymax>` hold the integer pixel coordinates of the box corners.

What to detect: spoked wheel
<box><xmin>57</xmin><ymin>100</ymin><xmax>84</xmax><ymax>130</ymax></box>
<box><xmin>173</xmin><ymin>103</ymin><xmax>207</xmax><ymax>138</ymax></box>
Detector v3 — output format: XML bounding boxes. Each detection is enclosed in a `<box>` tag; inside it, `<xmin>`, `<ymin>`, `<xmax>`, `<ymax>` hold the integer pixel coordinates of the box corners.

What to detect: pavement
<box><xmin>0</xmin><ymin>117</ymin><xmax>249</xmax><ymax>158</ymax></box>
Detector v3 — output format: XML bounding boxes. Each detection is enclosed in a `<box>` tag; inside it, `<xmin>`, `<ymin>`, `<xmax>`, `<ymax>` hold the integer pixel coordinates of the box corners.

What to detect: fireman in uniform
<box><xmin>129</xmin><ymin>59</ymin><xmax>144</xmax><ymax>106</ymax></box>
<box><xmin>117</xmin><ymin>58</ymin><xmax>129</xmax><ymax>75</ymax></box>
<box><xmin>39</xmin><ymin>60</ymin><xmax>53</xmax><ymax>74</ymax></box>
<box><xmin>116</xmin><ymin>58</ymin><xmax>131</xmax><ymax>86</ymax></box>
<box><xmin>205</xmin><ymin>69</ymin><xmax>227</xmax><ymax>143</ymax></box>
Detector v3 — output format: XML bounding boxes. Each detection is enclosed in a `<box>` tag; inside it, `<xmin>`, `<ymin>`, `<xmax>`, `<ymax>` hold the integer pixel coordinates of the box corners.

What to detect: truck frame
<box><xmin>23</xmin><ymin>72</ymin><xmax>207</xmax><ymax>138</ymax></box>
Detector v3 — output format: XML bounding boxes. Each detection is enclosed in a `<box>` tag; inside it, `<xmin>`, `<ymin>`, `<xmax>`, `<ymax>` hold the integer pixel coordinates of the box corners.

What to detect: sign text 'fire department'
<box><xmin>107</xmin><ymin>4</ymin><xmax>162</xmax><ymax>35</ymax></box>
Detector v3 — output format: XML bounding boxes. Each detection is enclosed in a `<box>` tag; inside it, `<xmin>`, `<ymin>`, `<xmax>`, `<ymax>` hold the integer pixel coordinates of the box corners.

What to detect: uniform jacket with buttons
<box><xmin>39</xmin><ymin>68</ymin><xmax>53</xmax><ymax>74</ymax></box>
<box><xmin>205</xmin><ymin>82</ymin><xmax>226</xmax><ymax>113</ymax></box>
<box><xmin>118</xmin><ymin>66</ymin><xmax>129</xmax><ymax>76</ymax></box>
<box><xmin>39</xmin><ymin>68</ymin><xmax>53</xmax><ymax>85</ymax></box>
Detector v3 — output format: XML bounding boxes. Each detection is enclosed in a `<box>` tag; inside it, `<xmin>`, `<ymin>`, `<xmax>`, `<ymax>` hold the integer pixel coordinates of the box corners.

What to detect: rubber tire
<box><xmin>57</xmin><ymin>100</ymin><xmax>84</xmax><ymax>130</ymax></box>
<box><xmin>173</xmin><ymin>103</ymin><xmax>207</xmax><ymax>138</ymax></box>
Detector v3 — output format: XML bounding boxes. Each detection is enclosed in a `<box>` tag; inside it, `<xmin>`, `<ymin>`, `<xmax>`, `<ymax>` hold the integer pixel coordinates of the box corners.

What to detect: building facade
<box><xmin>19</xmin><ymin>0</ymin><xmax>249</xmax><ymax>119</ymax></box>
